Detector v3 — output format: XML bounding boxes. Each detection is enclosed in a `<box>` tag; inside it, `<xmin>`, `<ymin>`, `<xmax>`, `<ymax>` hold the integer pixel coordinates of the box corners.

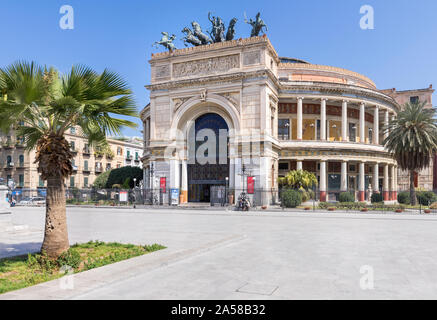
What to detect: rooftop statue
<box><xmin>208</xmin><ymin>12</ymin><xmax>226</xmax><ymax>43</ymax></box>
<box><xmin>153</xmin><ymin>32</ymin><xmax>177</xmax><ymax>51</ymax></box>
<box><xmin>191</xmin><ymin>22</ymin><xmax>213</xmax><ymax>45</ymax></box>
<box><xmin>245</xmin><ymin>12</ymin><xmax>268</xmax><ymax>37</ymax></box>
<box><xmin>226</xmin><ymin>18</ymin><xmax>238</xmax><ymax>41</ymax></box>
<box><xmin>182</xmin><ymin>27</ymin><xmax>202</xmax><ymax>47</ymax></box>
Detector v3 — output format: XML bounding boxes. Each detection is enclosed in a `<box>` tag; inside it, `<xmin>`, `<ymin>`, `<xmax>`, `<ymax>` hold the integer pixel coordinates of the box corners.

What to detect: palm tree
<box><xmin>0</xmin><ymin>61</ymin><xmax>137</xmax><ymax>258</ymax></box>
<box><xmin>383</xmin><ymin>101</ymin><xmax>437</xmax><ymax>206</ymax></box>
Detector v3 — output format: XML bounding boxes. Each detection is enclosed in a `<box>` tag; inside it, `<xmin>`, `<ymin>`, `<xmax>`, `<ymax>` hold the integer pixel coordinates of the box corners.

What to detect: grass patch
<box><xmin>0</xmin><ymin>241</ymin><xmax>166</xmax><ymax>294</ymax></box>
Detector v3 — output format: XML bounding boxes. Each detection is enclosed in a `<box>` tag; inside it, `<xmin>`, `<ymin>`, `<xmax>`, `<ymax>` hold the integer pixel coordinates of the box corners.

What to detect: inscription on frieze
<box><xmin>172</xmin><ymin>54</ymin><xmax>240</xmax><ymax>78</ymax></box>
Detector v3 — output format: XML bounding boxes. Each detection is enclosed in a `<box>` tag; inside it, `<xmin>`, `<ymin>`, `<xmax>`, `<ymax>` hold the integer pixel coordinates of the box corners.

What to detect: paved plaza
<box><xmin>1</xmin><ymin>206</ymin><xmax>437</xmax><ymax>299</ymax></box>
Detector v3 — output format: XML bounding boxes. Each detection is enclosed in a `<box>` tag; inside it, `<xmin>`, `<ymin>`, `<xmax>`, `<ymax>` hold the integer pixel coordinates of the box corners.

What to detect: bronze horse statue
<box><xmin>153</xmin><ymin>32</ymin><xmax>177</xmax><ymax>51</ymax></box>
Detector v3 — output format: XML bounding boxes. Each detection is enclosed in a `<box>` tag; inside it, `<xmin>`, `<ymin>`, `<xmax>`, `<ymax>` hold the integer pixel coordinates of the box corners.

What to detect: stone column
<box><xmin>180</xmin><ymin>160</ymin><xmax>188</xmax><ymax>204</ymax></box>
<box><xmin>383</xmin><ymin>164</ymin><xmax>390</xmax><ymax>201</ymax></box>
<box><xmin>319</xmin><ymin>160</ymin><xmax>327</xmax><ymax>202</ymax></box>
<box><xmin>384</xmin><ymin>110</ymin><xmax>389</xmax><ymax>140</ymax></box>
<box><xmin>296</xmin><ymin>161</ymin><xmax>303</xmax><ymax>171</ymax></box>
<box><xmin>373</xmin><ymin>106</ymin><xmax>379</xmax><ymax>145</ymax></box>
<box><xmin>297</xmin><ymin>97</ymin><xmax>303</xmax><ymax>140</ymax></box>
<box><xmin>359</xmin><ymin>162</ymin><xmax>366</xmax><ymax>202</ymax></box>
<box><xmin>170</xmin><ymin>159</ymin><xmax>180</xmax><ymax>190</ymax></box>
<box><xmin>373</xmin><ymin>163</ymin><xmax>379</xmax><ymax>193</ymax></box>
<box><xmin>321</xmin><ymin>98</ymin><xmax>327</xmax><ymax>141</ymax></box>
<box><xmin>390</xmin><ymin>165</ymin><xmax>396</xmax><ymax>201</ymax></box>
<box><xmin>360</xmin><ymin>103</ymin><xmax>366</xmax><ymax>143</ymax></box>
<box><xmin>342</xmin><ymin>100</ymin><xmax>348</xmax><ymax>142</ymax></box>
<box><xmin>340</xmin><ymin>161</ymin><xmax>348</xmax><ymax>192</ymax></box>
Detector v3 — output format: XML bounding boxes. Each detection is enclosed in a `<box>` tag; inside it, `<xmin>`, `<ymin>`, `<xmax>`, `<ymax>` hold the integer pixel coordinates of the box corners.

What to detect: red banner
<box><xmin>160</xmin><ymin>177</ymin><xmax>166</xmax><ymax>193</ymax></box>
<box><xmin>247</xmin><ymin>176</ymin><xmax>255</xmax><ymax>194</ymax></box>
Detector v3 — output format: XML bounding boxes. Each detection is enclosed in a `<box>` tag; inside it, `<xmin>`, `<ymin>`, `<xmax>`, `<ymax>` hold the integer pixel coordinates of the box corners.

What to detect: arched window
<box><xmin>7</xmin><ymin>155</ymin><xmax>12</xmax><ymax>164</ymax></box>
<box><xmin>19</xmin><ymin>155</ymin><xmax>24</xmax><ymax>165</ymax></box>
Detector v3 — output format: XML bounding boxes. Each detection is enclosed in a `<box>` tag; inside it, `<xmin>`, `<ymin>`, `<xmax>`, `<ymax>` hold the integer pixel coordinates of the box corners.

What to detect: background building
<box><xmin>0</xmin><ymin>127</ymin><xmax>143</xmax><ymax>190</ymax></box>
<box><xmin>381</xmin><ymin>86</ymin><xmax>435</xmax><ymax>191</ymax></box>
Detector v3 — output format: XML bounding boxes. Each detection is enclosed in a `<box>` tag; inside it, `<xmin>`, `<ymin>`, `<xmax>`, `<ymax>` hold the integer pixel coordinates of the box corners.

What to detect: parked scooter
<box><xmin>237</xmin><ymin>192</ymin><xmax>251</xmax><ymax>211</ymax></box>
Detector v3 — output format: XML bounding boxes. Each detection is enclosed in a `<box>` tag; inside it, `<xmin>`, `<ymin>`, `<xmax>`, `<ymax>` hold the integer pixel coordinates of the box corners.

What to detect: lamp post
<box><xmin>225</xmin><ymin>176</ymin><xmax>229</xmax><ymax>205</ymax></box>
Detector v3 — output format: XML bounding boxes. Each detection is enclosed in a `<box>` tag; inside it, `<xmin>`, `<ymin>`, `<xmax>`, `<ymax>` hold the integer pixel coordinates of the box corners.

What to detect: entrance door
<box><xmin>188</xmin><ymin>113</ymin><xmax>229</xmax><ymax>202</ymax></box>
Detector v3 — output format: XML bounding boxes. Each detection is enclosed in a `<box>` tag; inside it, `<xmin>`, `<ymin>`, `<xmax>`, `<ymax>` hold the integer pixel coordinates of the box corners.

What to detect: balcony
<box><xmin>70</xmin><ymin>148</ymin><xmax>78</xmax><ymax>154</ymax></box>
<box><xmin>2</xmin><ymin>142</ymin><xmax>13</xmax><ymax>149</ymax></box>
<box><xmin>72</xmin><ymin>165</ymin><xmax>78</xmax><ymax>172</ymax></box>
<box><xmin>83</xmin><ymin>148</ymin><xmax>91</xmax><ymax>156</ymax></box>
<box><xmin>16</xmin><ymin>162</ymin><xmax>25</xmax><ymax>169</ymax></box>
<box><xmin>126</xmin><ymin>155</ymin><xmax>132</xmax><ymax>161</ymax></box>
<box><xmin>83</xmin><ymin>167</ymin><xmax>91</xmax><ymax>173</ymax></box>
<box><xmin>95</xmin><ymin>166</ymin><xmax>103</xmax><ymax>174</ymax></box>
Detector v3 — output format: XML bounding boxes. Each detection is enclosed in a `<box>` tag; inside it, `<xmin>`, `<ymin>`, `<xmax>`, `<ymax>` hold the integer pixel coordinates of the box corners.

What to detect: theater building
<box><xmin>141</xmin><ymin>36</ymin><xmax>406</xmax><ymax>205</ymax></box>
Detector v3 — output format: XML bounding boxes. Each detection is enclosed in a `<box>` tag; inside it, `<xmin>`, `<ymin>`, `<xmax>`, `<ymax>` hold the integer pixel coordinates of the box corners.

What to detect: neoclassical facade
<box><xmin>141</xmin><ymin>36</ymin><xmax>401</xmax><ymax>205</ymax></box>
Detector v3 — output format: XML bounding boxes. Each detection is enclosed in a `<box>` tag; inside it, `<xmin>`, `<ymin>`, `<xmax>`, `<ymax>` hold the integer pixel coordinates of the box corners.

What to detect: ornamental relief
<box><xmin>154</xmin><ymin>65</ymin><xmax>170</xmax><ymax>79</ymax></box>
<box><xmin>172</xmin><ymin>54</ymin><xmax>240</xmax><ymax>78</ymax></box>
<box><xmin>218</xmin><ymin>92</ymin><xmax>240</xmax><ymax>109</ymax></box>
<box><xmin>173</xmin><ymin>97</ymin><xmax>192</xmax><ymax>112</ymax></box>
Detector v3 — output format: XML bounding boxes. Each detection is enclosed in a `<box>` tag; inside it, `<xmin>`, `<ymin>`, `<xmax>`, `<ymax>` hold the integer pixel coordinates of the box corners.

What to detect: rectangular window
<box><xmin>368</xmin><ymin>128</ymin><xmax>373</xmax><ymax>144</ymax></box>
<box><xmin>279</xmin><ymin>162</ymin><xmax>289</xmax><ymax>171</ymax></box>
<box><xmin>349</xmin><ymin>123</ymin><xmax>357</xmax><ymax>142</ymax></box>
<box><xmin>70</xmin><ymin>176</ymin><xmax>75</xmax><ymax>188</ymax></box>
<box><xmin>410</xmin><ymin>96</ymin><xmax>419</xmax><ymax>104</ymax></box>
<box><xmin>84</xmin><ymin>177</ymin><xmax>88</xmax><ymax>188</ymax></box>
<box><xmin>70</xmin><ymin>141</ymin><xmax>75</xmax><ymax>151</ymax></box>
<box><xmin>84</xmin><ymin>160</ymin><xmax>89</xmax><ymax>171</ymax></box>
<box><xmin>316</xmin><ymin>120</ymin><xmax>321</xmax><ymax>140</ymax></box>
<box><xmin>19</xmin><ymin>175</ymin><xmax>24</xmax><ymax>187</ymax></box>
<box><xmin>278</xmin><ymin>119</ymin><xmax>290</xmax><ymax>140</ymax></box>
<box><xmin>135</xmin><ymin>152</ymin><xmax>139</xmax><ymax>160</ymax></box>
<box><xmin>39</xmin><ymin>176</ymin><xmax>44</xmax><ymax>187</ymax></box>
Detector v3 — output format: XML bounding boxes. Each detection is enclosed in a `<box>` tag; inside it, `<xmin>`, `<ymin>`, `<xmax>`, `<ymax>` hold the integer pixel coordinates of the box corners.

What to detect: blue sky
<box><xmin>1</xmin><ymin>0</ymin><xmax>436</xmax><ymax>136</ymax></box>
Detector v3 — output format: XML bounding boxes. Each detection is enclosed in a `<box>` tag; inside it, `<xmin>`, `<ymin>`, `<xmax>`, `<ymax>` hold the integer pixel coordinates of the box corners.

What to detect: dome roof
<box><xmin>279</xmin><ymin>57</ymin><xmax>310</xmax><ymax>64</ymax></box>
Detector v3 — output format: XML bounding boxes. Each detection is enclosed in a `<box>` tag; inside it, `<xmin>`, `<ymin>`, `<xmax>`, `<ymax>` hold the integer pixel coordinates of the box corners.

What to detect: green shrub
<box><xmin>281</xmin><ymin>189</ymin><xmax>302</xmax><ymax>208</ymax></box>
<box><xmin>106</xmin><ymin>166</ymin><xmax>143</xmax><ymax>189</ymax></box>
<box><xmin>397</xmin><ymin>192</ymin><xmax>410</xmax><ymax>204</ymax></box>
<box><xmin>122</xmin><ymin>177</ymin><xmax>131</xmax><ymax>189</ymax></box>
<box><xmin>57</xmin><ymin>248</ymin><xmax>81</xmax><ymax>269</ymax></box>
<box><xmin>371</xmin><ymin>193</ymin><xmax>384</xmax><ymax>203</ymax></box>
<box><xmin>339</xmin><ymin>192</ymin><xmax>355</xmax><ymax>203</ymax></box>
<box><xmin>318</xmin><ymin>202</ymin><xmax>329</xmax><ymax>209</ymax></box>
<box><xmin>93</xmin><ymin>170</ymin><xmax>112</xmax><ymax>188</ymax></box>
<box><xmin>416</xmin><ymin>191</ymin><xmax>437</xmax><ymax>206</ymax></box>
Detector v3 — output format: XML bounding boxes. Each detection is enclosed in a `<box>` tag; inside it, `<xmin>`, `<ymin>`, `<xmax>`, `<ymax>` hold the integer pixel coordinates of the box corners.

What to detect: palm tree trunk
<box><xmin>410</xmin><ymin>170</ymin><xmax>417</xmax><ymax>206</ymax></box>
<box><xmin>41</xmin><ymin>176</ymin><xmax>70</xmax><ymax>258</ymax></box>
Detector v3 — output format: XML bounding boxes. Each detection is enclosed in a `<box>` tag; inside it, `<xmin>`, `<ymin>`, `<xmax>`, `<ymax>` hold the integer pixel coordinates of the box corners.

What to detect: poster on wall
<box><xmin>160</xmin><ymin>177</ymin><xmax>166</xmax><ymax>193</ymax></box>
<box><xmin>247</xmin><ymin>176</ymin><xmax>255</xmax><ymax>194</ymax></box>
<box><xmin>170</xmin><ymin>189</ymin><xmax>179</xmax><ymax>206</ymax></box>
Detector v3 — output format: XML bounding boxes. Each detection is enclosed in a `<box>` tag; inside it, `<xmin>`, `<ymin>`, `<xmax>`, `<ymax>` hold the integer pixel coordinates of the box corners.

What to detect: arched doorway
<box><xmin>188</xmin><ymin>113</ymin><xmax>229</xmax><ymax>202</ymax></box>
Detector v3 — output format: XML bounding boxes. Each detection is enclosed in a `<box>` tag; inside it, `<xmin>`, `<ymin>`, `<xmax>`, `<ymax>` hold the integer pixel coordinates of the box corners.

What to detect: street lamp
<box><xmin>225</xmin><ymin>177</ymin><xmax>229</xmax><ymax>205</ymax></box>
